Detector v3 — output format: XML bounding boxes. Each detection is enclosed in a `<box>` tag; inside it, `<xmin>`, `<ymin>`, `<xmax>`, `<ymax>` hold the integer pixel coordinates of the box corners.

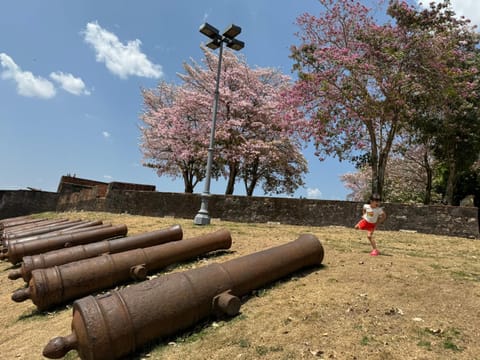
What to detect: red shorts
<box><xmin>357</xmin><ymin>219</ymin><xmax>376</xmax><ymax>231</ymax></box>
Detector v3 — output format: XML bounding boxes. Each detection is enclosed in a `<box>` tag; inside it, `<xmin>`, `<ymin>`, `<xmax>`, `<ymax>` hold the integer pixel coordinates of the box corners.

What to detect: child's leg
<box><xmin>354</xmin><ymin>219</ymin><xmax>364</xmax><ymax>230</ymax></box>
<box><xmin>367</xmin><ymin>230</ymin><xmax>377</xmax><ymax>250</ymax></box>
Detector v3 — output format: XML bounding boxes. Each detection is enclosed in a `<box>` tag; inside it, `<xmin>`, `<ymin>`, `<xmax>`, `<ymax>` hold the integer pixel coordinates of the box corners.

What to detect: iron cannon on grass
<box><xmin>8</xmin><ymin>225</ymin><xmax>183</xmax><ymax>282</ymax></box>
<box><xmin>43</xmin><ymin>233</ymin><xmax>324</xmax><ymax>360</ymax></box>
<box><xmin>13</xmin><ymin>228</ymin><xmax>232</xmax><ymax>310</ymax></box>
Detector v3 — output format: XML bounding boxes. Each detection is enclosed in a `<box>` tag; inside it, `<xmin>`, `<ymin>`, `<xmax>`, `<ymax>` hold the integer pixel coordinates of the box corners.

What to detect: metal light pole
<box><xmin>194</xmin><ymin>23</ymin><xmax>244</xmax><ymax>225</ymax></box>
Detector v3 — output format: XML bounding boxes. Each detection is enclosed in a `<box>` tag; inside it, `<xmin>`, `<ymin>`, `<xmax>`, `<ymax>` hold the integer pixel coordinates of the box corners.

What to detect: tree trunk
<box><xmin>423</xmin><ymin>149</ymin><xmax>432</xmax><ymax>205</ymax></box>
<box><xmin>245</xmin><ymin>178</ymin><xmax>258</xmax><ymax>196</ymax></box>
<box><xmin>369</xmin><ymin>113</ymin><xmax>398</xmax><ymax>199</ymax></box>
<box><xmin>183</xmin><ymin>175</ymin><xmax>194</xmax><ymax>193</ymax></box>
<box><xmin>225</xmin><ymin>162</ymin><xmax>238</xmax><ymax>195</ymax></box>
<box><xmin>376</xmin><ymin>151</ymin><xmax>388</xmax><ymax>198</ymax></box>
<box><xmin>244</xmin><ymin>159</ymin><xmax>259</xmax><ymax>196</ymax></box>
<box><xmin>444</xmin><ymin>158</ymin><xmax>456</xmax><ymax>205</ymax></box>
<box><xmin>367</xmin><ymin>121</ymin><xmax>381</xmax><ymax>196</ymax></box>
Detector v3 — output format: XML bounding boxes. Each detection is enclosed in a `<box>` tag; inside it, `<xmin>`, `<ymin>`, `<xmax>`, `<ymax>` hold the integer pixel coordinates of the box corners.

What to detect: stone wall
<box><xmin>0</xmin><ymin>190</ymin><xmax>59</xmax><ymax>219</ymax></box>
<box><xmin>57</xmin><ymin>190</ymin><xmax>479</xmax><ymax>238</ymax></box>
<box><xmin>1</xmin><ymin>189</ymin><xmax>478</xmax><ymax>238</ymax></box>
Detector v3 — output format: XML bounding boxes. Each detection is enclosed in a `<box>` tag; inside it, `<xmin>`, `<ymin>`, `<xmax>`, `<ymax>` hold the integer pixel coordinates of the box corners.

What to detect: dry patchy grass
<box><xmin>1</xmin><ymin>211</ymin><xmax>480</xmax><ymax>360</ymax></box>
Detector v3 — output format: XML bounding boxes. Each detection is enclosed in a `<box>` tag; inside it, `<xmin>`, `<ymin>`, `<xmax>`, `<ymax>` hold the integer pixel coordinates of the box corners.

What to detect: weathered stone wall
<box><xmin>58</xmin><ymin>189</ymin><xmax>479</xmax><ymax>238</ymax></box>
<box><xmin>0</xmin><ymin>190</ymin><xmax>59</xmax><ymax>219</ymax></box>
<box><xmin>1</xmin><ymin>189</ymin><xmax>478</xmax><ymax>238</ymax></box>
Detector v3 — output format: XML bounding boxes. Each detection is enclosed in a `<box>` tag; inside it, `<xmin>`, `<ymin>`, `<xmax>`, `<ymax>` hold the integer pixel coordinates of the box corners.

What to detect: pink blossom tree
<box><xmin>341</xmin><ymin>142</ymin><xmax>441</xmax><ymax>204</ymax></box>
<box><xmin>179</xmin><ymin>45</ymin><xmax>307</xmax><ymax>196</ymax></box>
<box><xmin>285</xmin><ymin>0</ymin><xmax>479</xmax><ymax>200</ymax></box>
<box><xmin>140</xmin><ymin>81</ymin><xmax>210</xmax><ymax>193</ymax></box>
<box><xmin>388</xmin><ymin>0</ymin><xmax>480</xmax><ymax>205</ymax></box>
<box><xmin>140</xmin><ymin>46</ymin><xmax>307</xmax><ymax>196</ymax></box>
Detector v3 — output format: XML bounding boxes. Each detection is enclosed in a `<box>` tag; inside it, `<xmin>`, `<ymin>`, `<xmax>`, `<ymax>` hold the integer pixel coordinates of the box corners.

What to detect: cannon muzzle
<box><xmin>43</xmin><ymin>233</ymin><xmax>324</xmax><ymax>360</ymax></box>
<box><xmin>13</xmin><ymin>228</ymin><xmax>231</xmax><ymax>310</ymax></box>
<box><xmin>8</xmin><ymin>224</ymin><xmax>183</xmax><ymax>282</ymax></box>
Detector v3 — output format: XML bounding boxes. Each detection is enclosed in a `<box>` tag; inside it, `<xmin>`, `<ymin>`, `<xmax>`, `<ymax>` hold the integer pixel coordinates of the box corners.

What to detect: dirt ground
<box><xmin>1</xmin><ymin>211</ymin><xmax>479</xmax><ymax>360</ymax></box>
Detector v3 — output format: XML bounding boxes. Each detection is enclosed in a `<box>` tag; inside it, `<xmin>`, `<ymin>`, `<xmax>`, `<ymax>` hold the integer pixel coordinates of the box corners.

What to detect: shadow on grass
<box><xmin>16</xmin><ymin>302</ymin><xmax>72</xmax><ymax>322</ymax></box>
<box><xmin>1</xmin><ymin>262</ymin><xmax>19</xmax><ymax>272</ymax></box>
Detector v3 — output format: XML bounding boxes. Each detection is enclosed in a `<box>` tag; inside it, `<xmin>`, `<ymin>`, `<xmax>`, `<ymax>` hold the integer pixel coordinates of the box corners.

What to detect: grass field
<box><xmin>1</xmin><ymin>211</ymin><xmax>479</xmax><ymax>360</ymax></box>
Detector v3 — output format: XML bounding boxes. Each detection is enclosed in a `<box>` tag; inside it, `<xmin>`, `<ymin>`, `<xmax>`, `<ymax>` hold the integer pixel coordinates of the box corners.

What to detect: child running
<box><xmin>355</xmin><ymin>193</ymin><xmax>386</xmax><ymax>256</ymax></box>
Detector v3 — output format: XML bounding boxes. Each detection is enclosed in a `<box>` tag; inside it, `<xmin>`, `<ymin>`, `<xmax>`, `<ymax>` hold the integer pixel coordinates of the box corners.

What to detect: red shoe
<box><xmin>370</xmin><ymin>249</ymin><xmax>379</xmax><ymax>256</ymax></box>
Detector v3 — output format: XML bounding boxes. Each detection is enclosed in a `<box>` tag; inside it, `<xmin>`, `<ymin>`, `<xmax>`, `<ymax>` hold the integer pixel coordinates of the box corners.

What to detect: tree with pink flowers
<box><xmin>341</xmin><ymin>142</ymin><xmax>441</xmax><ymax>204</ymax></box>
<box><xmin>140</xmin><ymin>46</ymin><xmax>307</xmax><ymax>195</ymax></box>
<box><xmin>388</xmin><ymin>0</ymin><xmax>480</xmax><ymax>205</ymax></box>
<box><xmin>286</xmin><ymin>0</ymin><xmax>480</xmax><ymax>201</ymax></box>
<box><xmin>140</xmin><ymin>81</ymin><xmax>211</xmax><ymax>193</ymax></box>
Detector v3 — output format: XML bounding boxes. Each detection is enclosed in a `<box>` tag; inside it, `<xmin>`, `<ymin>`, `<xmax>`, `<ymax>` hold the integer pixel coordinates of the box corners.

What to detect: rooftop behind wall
<box><xmin>57</xmin><ymin>176</ymin><xmax>109</xmax><ymax>197</ymax></box>
<box><xmin>57</xmin><ymin>177</ymin><xmax>156</xmax><ymax>198</ymax></box>
<box><xmin>107</xmin><ymin>181</ymin><xmax>155</xmax><ymax>193</ymax></box>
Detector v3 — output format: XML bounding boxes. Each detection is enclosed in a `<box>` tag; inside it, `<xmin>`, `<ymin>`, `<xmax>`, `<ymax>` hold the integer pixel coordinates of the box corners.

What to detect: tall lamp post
<box><xmin>194</xmin><ymin>23</ymin><xmax>245</xmax><ymax>225</ymax></box>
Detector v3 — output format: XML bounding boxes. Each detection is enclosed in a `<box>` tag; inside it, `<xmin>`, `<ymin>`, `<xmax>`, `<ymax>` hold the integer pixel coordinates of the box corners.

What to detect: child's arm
<box><xmin>378</xmin><ymin>210</ymin><xmax>387</xmax><ymax>224</ymax></box>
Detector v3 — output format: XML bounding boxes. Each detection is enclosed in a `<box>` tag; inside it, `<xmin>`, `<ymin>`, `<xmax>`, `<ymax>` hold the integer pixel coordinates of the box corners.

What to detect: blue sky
<box><xmin>1</xmin><ymin>1</ymin><xmax>476</xmax><ymax>200</ymax></box>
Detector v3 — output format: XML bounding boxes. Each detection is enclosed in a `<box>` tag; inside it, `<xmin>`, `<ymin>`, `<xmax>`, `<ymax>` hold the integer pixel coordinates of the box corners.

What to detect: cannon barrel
<box><xmin>0</xmin><ymin>216</ymin><xmax>37</xmax><ymax>231</ymax></box>
<box><xmin>8</xmin><ymin>224</ymin><xmax>183</xmax><ymax>282</ymax></box>
<box><xmin>3</xmin><ymin>219</ymin><xmax>84</xmax><ymax>240</ymax></box>
<box><xmin>1</xmin><ymin>223</ymin><xmax>113</xmax><ymax>262</ymax></box>
<box><xmin>0</xmin><ymin>224</ymin><xmax>128</xmax><ymax>265</ymax></box>
<box><xmin>2</xmin><ymin>221</ymin><xmax>106</xmax><ymax>248</ymax></box>
<box><xmin>12</xmin><ymin>228</ymin><xmax>230</xmax><ymax>310</ymax></box>
<box><xmin>0</xmin><ymin>214</ymin><xmax>32</xmax><ymax>225</ymax></box>
<box><xmin>43</xmin><ymin>234</ymin><xmax>324</xmax><ymax>360</ymax></box>
<box><xmin>2</xmin><ymin>218</ymin><xmax>70</xmax><ymax>235</ymax></box>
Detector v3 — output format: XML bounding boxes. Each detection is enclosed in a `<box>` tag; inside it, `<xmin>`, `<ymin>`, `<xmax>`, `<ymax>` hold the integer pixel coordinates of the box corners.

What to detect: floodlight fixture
<box><xmin>226</xmin><ymin>38</ymin><xmax>245</xmax><ymax>51</ymax></box>
<box><xmin>199</xmin><ymin>23</ymin><xmax>220</xmax><ymax>40</ymax></box>
<box><xmin>222</xmin><ymin>24</ymin><xmax>241</xmax><ymax>39</ymax></box>
<box><xmin>206</xmin><ymin>39</ymin><xmax>221</xmax><ymax>50</ymax></box>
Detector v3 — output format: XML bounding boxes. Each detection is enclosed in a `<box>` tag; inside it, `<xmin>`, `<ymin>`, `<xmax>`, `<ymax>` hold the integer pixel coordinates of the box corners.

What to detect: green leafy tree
<box><xmin>286</xmin><ymin>0</ymin><xmax>480</xmax><ymax>202</ymax></box>
<box><xmin>389</xmin><ymin>0</ymin><xmax>480</xmax><ymax>204</ymax></box>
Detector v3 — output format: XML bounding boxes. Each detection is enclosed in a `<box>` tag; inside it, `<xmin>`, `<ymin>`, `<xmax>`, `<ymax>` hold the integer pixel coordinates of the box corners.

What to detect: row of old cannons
<box><xmin>1</xmin><ymin>214</ymin><xmax>325</xmax><ymax>360</ymax></box>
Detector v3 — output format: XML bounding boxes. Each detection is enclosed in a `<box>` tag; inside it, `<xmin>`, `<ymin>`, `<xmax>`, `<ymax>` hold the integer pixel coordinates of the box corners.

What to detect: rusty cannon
<box><xmin>0</xmin><ymin>216</ymin><xmax>41</xmax><ymax>232</ymax></box>
<box><xmin>12</xmin><ymin>228</ymin><xmax>232</xmax><ymax>310</ymax></box>
<box><xmin>0</xmin><ymin>215</ymin><xmax>33</xmax><ymax>229</ymax></box>
<box><xmin>8</xmin><ymin>225</ymin><xmax>183</xmax><ymax>282</ymax></box>
<box><xmin>3</xmin><ymin>220</ymin><xmax>104</xmax><ymax>246</ymax></box>
<box><xmin>0</xmin><ymin>224</ymin><xmax>128</xmax><ymax>265</ymax></box>
<box><xmin>1</xmin><ymin>223</ymin><xmax>113</xmax><ymax>262</ymax></box>
<box><xmin>43</xmin><ymin>233</ymin><xmax>324</xmax><ymax>360</ymax></box>
<box><xmin>1</xmin><ymin>218</ymin><xmax>70</xmax><ymax>239</ymax></box>
<box><xmin>1</xmin><ymin>219</ymin><xmax>87</xmax><ymax>240</ymax></box>
<box><xmin>3</xmin><ymin>221</ymin><xmax>112</xmax><ymax>246</ymax></box>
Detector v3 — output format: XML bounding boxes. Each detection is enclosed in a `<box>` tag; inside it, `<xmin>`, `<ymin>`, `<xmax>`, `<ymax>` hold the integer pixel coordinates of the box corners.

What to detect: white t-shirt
<box><xmin>362</xmin><ymin>204</ymin><xmax>384</xmax><ymax>224</ymax></box>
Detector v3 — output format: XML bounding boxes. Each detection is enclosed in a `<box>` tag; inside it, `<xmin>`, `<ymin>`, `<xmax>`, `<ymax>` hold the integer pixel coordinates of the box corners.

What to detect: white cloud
<box><xmin>307</xmin><ymin>188</ymin><xmax>322</xmax><ymax>199</ymax></box>
<box><xmin>83</xmin><ymin>22</ymin><xmax>163</xmax><ymax>79</ymax></box>
<box><xmin>418</xmin><ymin>1</ymin><xmax>480</xmax><ymax>26</ymax></box>
<box><xmin>0</xmin><ymin>53</ymin><xmax>56</xmax><ymax>99</ymax></box>
<box><xmin>102</xmin><ymin>131</ymin><xmax>111</xmax><ymax>139</ymax></box>
<box><xmin>103</xmin><ymin>175</ymin><xmax>113</xmax><ymax>180</ymax></box>
<box><xmin>50</xmin><ymin>71</ymin><xmax>90</xmax><ymax>95</ymax></box>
